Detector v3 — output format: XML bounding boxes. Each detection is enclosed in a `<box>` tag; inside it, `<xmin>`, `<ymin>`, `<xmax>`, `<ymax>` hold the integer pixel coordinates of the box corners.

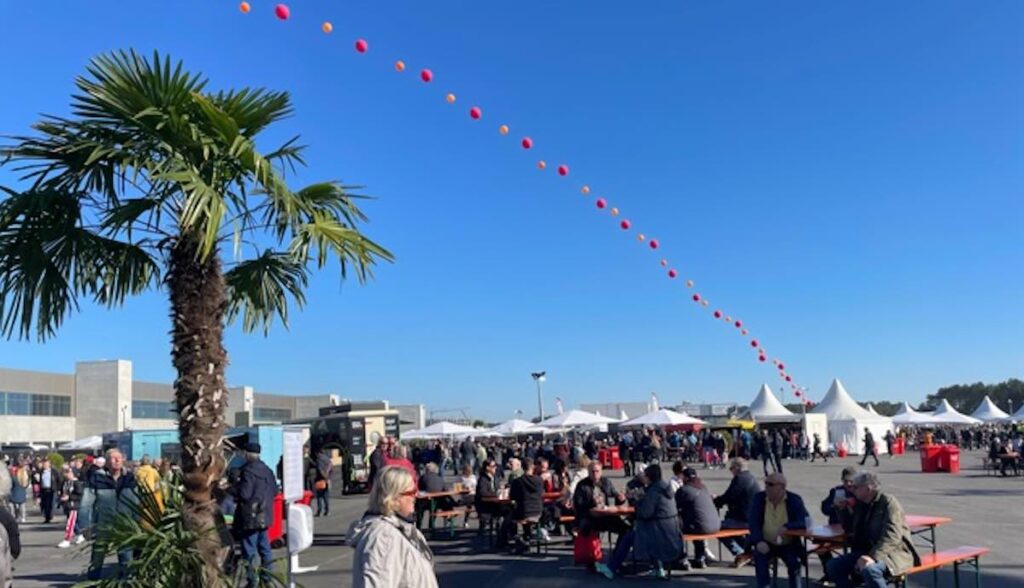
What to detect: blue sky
<box><xmin>1</xmin><ymin>1</ymin><xmax>1021</xmax><ymax>420</ymax></box>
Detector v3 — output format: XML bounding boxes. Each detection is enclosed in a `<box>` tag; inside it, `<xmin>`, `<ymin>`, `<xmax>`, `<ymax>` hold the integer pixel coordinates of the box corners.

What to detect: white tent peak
<box><xmin>892</xmin><ymin>402</ymin><xmax>934</xmax><ymax>426</ymax></box>
<box><xmin>747</xmin><ymin>383</ymin><xmax>798</xmax><ymax>422</ymax></box>
<box><xmin>538</xmin><ymin>409</ymin><xmax>618</xmax><ymax>428</ymax></box>
<box><xmin>970</xmin><ymin>396</ymin><xmax>1009</xmax><ymax>422</ymax></box>
<box><xmin>865</xmin><ymin>403</ymin><xmax>880</xmax><ymax>415</ymax></box>
<box><xmin>932</xmin><ymin>399</ymin><xmax>982</xmax><ymax>425</ymax></box>
<box><xmin>621</xmin><ymin>408</ymin><xmax>706</xmax><ymax>427</ymax></box>
<box><xmin>811</xmin><ymin>378</ymin><xmax>877</xmax><ymax>420</ymax></box>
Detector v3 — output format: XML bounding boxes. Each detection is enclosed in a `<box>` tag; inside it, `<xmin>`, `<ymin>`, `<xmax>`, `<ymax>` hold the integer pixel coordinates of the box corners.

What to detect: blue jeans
<box><xmin>753</xmin><ymin>542</ymin><xmax>802</xmax><ymax>588</ymax></box>
<box><xmin>87</xmin><ymin>543</ymin><xmax>132</xmax><ymax>580</ymax></box>
<box><xmin>316</xmin><ymin>488</ymin><xmax>329</xmax><ymax>515</ymax></box>
<box><xmin>827</xmin><ymin>551</ymin><xmax>889</xmax><ymax>588</ymax></box>
<box><xmin>607</xmin><ymin>529</ymin><xmax>635</xmax><ymax>573</ymax></box>
<box><xmin>720</xmin><ymin>518</ymin><xmax>748</xmax><ymax>556</ymax></box>
<box><xmin>240</xmin><ymin>529</ymin><xmax>274</xmax><ymax>587</ymax></box>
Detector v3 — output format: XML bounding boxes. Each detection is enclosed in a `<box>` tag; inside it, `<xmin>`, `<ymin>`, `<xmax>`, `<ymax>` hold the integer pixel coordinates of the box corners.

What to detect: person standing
<box><xmin>860</xmin><ymin>428</ymin><xmax>880</xmax><ymax>467</ymax></box>
<box><xmin>81</xmin><ymin>449</ymin><xmax>137</xmax><ymax>580</ymax></box>
<box><xmin>811</xmin><ymin>432</ymin><xmax>829</xmax><ymax>462</ymax></box>
<box><xmin>0</xmin><ymin>503</ymin><xmax>21</xmax><ymax>588</ymax></box>
<box><xmin>57</xmin><ymin>468</ymin><xmax>84</xmax><ymax>548</ymax></box>
<box><xmin>770</xmin><ymin>430</ymin><xmax>785</xmax><ymax>474</ymax></box>
<box><xmin>749</xmin><ymin>473</ymin><xmax>808</xmax><ymax>588</ymax></box>
<box><xmin>348</xmin><ymin>466</ymin><xmax>438</xmax><ymax>588</ymax></box>
<box><xmin>826</xmin><ymin>472</ymin><xmax>918</xmax><ymax>588</ymax></box>
<box><xmin>8</xmin><ymin>461</ymin><xmax>28</xmax><ymax>524</ymax></box>
<box><xmin>314</xmin><ymin>447</ymin><xmax>333</xmax><ymax>517</ymax></box>
<box><xmin>234</xmin><ymin>443</ymin><xmax>277</xmax><ymax>588</ymax></box>
<box><xmin>883</xmin><ymin>430</ymin><xmax>896</xmax><ymax>459</ymax></box>
<box><xmin>134</xmin><ymin>455</ymin><xmax>163</xmax><ymax>513</ymax></box>
<box><xmin>37</xmin><ymin>459</ymin><xmax>61</xmax><ymax>524</ymax></box>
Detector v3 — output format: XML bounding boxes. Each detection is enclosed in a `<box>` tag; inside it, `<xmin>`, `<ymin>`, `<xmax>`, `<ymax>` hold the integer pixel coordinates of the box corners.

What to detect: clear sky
<box><xmin>1</xmin><ymin>1</ymin><xmax>1021</xmax><ymax>421</ymax></box>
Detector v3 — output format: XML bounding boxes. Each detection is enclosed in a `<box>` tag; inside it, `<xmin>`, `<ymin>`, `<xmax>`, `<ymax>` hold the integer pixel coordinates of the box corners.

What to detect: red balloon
<box><xmin>521</xmin><ymin>137</ymin><xmax>533</xmax><ymax>149</ymax></box>
<box><xmin>649</xmin><ymin>239</ymin><xmax>659</xmax><ymax>249</ymax></box>
<box><xmin>558</xmin><ymin>165</ymin><xmax>569</xmax><ymax>176</ymax></box>
<box><xmin>734</xmin><ymin>320</ymin><xmax>742</xmax><ymax>328</ymax></box>
<box><xmin>758</xmin><ymin>355</ymin><xmax>766</xmax><ymax>362</ymax></box>
<box><xmin>668</xmin><ymin>269</ymin><xmax>677</xmax><ymax>278</ymax></box>
<box><xmin>795</xmin><ymin>390</ymin><xmax>802</xmax><ymax>397</ymax></box>
<box><xmin>750</xmin><ymin>339</ymin><xmax>759</xmax><ymax>347</ymax></box>
<box><xmin>778</xmin><ymin>362</ymin><xmax>785</xmax><ymax>371</ymax></box>
<box><xmin>420</xmin><ymin>69</ymin><xmax>433</xmax><ymax>82</ymax></box>
<box><xmin>596</xmin><ymin>198</ymin><xmax>607</xmax><ymax>209</ymax></box>
<box><xmin>355</xmin><ymin>39</ymin><xmax>368</xmax><ymax>53</ymax></box>
<box><xmin>741</xmin><ymin>329</ymin><xmax>748</xmax><ymax>336</ymax></box>
<box><xmin>785</xmin><ymin>375</ymin><xmax>792</xmax><ymax>382</ymax></box>
<box><xmin>692</xmin><ymin>294</ymin><xmax>701</xmax><ymax>302</ymax></box>
<box><xmin>713</xmin><ymin>310</ymin><xmax>722</xmax><ymax>318</ymax></box>
<box><xmin>469</xmin><ymin>106</ymin><xmax>482</xmax><ymax>120</ymax></box>
<box><xmin>275</xmin><ymin>4</ymin><xmax>290</xmax><ymax>19</ymax></box>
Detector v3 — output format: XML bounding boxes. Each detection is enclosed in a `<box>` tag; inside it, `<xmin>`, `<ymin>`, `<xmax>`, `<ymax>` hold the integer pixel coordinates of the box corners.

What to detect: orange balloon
<box><xmin>581</xmin><ymin>185</ymin><xmax>590</xmax><ymax>195</ymax></box>
<box><xmin>537</xmin><ymin>160</ymin><xmax>546</xmax><ymax>170</ymax></box>
<box><xmin>499</xmin><ymin>124</ymin><xmax>509</xmax><ymax>135</ymax></box>
<box><xmin>446</xmin><ymin>93</ymin><xmax>456</xmax><ymax>104</ymax></box>
<box><xmin>239</xmin><ymin>1</ymin><xmax>250</xmax><ymax>13</ymax></box>
<box><xmin>395</xmin><ymin>60</ymin><xmax>406</xmax><ymax>72</ymax></box>
<box><xmin>321</xmin><ymin>22</ymin><xmax>333</xmax><ymax>34</ymax></box>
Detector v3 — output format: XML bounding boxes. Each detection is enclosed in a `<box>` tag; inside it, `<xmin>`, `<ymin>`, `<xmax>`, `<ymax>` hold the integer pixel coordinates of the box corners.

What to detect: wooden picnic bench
<box><xmin>682</xmin><ymin>528</ymin><xmax>751</xmax><ymax>562</ymax></box>
<box><xmin>891</xmin><ymin>546</ymin><xmax>990</xmax><ymax>588</ymax></box>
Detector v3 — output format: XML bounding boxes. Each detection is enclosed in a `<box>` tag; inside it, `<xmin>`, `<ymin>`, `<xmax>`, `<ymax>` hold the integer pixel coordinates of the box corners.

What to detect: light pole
<box><xmin>799</xmin><ymin>387</ymin><xmax>810</xmax><ymax>414</ymax></box>
<box><xmin>531</xmin><ymin>372</ymin><xmax>547</xmax><ymax>422</ymax></box>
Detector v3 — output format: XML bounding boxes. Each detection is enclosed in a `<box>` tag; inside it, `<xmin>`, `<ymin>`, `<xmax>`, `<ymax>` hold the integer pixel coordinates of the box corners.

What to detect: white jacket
<box><xmin>348</xmin><ymin>513</ymin><xmax>438</xmax><ymax>588</ymax></box>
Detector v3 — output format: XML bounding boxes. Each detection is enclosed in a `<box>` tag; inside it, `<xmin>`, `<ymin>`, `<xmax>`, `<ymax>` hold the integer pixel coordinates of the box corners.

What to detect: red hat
<box><xmin>84</xmin><ymin>455</ymin><xmax>95</xmax><ymax>464</ymax></box>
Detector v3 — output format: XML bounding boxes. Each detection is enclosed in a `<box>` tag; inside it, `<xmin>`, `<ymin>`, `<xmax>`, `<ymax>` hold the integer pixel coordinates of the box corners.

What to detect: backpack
<box><xmin>0</xmin><ymin>523</ymin><xmax>12</xmax><ymax>588</ymax></box>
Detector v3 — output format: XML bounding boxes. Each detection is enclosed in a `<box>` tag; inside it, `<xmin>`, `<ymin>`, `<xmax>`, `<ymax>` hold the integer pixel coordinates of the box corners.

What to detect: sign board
<box><xmin>282</xmin><ymin>428</ymin><xmax>306</xmax><ymax>502</ymax></box>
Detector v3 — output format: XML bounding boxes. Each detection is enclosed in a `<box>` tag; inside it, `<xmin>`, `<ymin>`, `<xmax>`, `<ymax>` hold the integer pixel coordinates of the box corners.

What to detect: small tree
<box><xmin>1</xmin><ymin>50</ymin><xmax>392</xmax><ymax>585</ymax></box>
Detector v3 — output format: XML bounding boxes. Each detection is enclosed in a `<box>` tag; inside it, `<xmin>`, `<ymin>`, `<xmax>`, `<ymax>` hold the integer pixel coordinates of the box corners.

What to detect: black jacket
<box><xmin>0</xmin><ymin>507</ymin><xmax>20</xmax><ymax>559</ymax></box>
<box><xmin>676</xmin><ymin>484</ymin><xmax>721</xmax><ymax>534</ymax></box>
<box><xmin>573</xmin><ymin>476</ymin><xmax>623</xmax><ymax>521</ymax></box>
<box><xmin>418</xmin><ymin>472</ymin><xmax>448</xmax><ymax>494</ymax></box>
<box><xmin>510</xmin><ymin>474</ymin><xmax>543</xmax><ymax>520</ymax></box>
<box><xmin>236</xmin><ymin>458</ymin><xmax>277</xmax><ymax>531</ymax></box>
<box><xmin>713</xmin><ymin>470</ymin><xmax>760</xmax><ymax>523</ymax></box>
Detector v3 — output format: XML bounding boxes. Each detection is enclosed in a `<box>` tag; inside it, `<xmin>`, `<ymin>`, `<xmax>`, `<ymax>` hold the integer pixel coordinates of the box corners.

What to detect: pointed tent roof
<box><xmin>891</xmin><ymin>402</ymin><xmax>935</xmax><ymax>426</ymax></box>
<box><xmin>488</xmin><ymin>419</ymin><xmax>550</xmax><ymax>436</ymax></box>
<box><xmin>865</xmin><ymin>403</ymin><xmax>881</xmax><ymax>415</ymax></box>
<box><xmin>919</xmin><ymin>399</ymin><xmax>981</xmax><ymax>426</ymax></box>
<box><xmin>811</xmin><ymin>379</ymin><xmax>887</xmax><ymax>422</ymax></box>
<box><xmin>747</xmin><ymin>384</ymin><xmax>800</xmax><ymax>423</ymax></box>
<box><xmin>1007</xmin><ymin>403</ymin><xmax>1024</xmax><ymax>423</ymax></box>
<box><xmin>403</xmin><ymin>420</ymin><xmax>478</xmax><ymax>439</ymax></box>
<box><xmin>538</xmin><ymin>409</ymin><xmax>619</xmax><ymax>428</ymax></box>
<box><xmin>970</xmin><ymin>396</ymin><xmax>1010</xmax><ymax>422</ymax></box>
<box><xmin>621</xmin><ymin>409</ymin><xmax>706</xmax><ymax>427</ymax></box>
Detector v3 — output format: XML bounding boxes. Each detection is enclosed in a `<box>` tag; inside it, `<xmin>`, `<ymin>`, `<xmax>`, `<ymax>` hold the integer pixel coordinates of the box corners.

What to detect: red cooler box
<box><xmin>919</xmin><ymin>445</ymin><xmax>942</xmax><ymax>473</ymax></box>
<box><xmin>939</xmin><ymin>446</ymin><xmax>961</xmax><ymax>473</ymax></box>
<box><xmin>598</xmin><ymin>448</ymin><xmax>611</xmax><ymax>468</ymax></box>
<box><xmin>268</xmin><ymin>493</ymin><xmax>285</xmax><ymax>543</ymax></box>
<box><xmin>893</xmin><ymin>438</ymin><xmax>905</xmax><ymax>456</ymax></box>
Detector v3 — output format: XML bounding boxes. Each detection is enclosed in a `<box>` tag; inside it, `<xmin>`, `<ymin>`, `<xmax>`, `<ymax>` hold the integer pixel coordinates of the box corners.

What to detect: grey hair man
<box><xmin>826</xmin><ymin>472</ymin><xmax>918</xmax><ymax>588</ymax></box>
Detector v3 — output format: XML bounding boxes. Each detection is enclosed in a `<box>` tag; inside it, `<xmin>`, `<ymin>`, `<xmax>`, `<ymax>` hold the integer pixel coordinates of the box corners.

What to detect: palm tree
<box><xmin>0</xmin><ymin>50</ymin><xmax>392</xmax><ymax>584</ymax></box>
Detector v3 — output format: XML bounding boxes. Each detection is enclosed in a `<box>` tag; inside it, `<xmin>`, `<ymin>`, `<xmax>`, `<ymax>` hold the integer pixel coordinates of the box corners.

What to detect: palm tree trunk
<box><xmin>168</xmin><ymin>235</ymin><xmax>229</xmax><ymax>587</ymax></box>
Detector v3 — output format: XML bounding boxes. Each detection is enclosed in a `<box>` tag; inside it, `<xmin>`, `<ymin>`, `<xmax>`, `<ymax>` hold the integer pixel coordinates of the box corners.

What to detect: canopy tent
<box><xmin>918</xmin><ymin>399</ymin><xmax>981</xmax><ymax>426</ymax></box>
<box><xmin>401</xmin><ymin>420</ymin><xmax>479</xmax><ymax>440</ymax></box>
<box><xmin>811</xmin><ymin>379</ymin><xmax>892</xmax><ymax>455</ymax></box>
<box><xmin>970</xmin><ymin>396</ymin><xmax>1010</xmax><ymax>423</ymax></box>
<box><xmin>1006</xmin><ymin>403</ymin><xmax>1024</xmax><ymax>424</ymax></box>
<box><xmin>891</xmin><ymin>402</ymin><xmax>936</xmax><ymax>426</ymax></box>
<box><xmin>538</xmin><ymin>409</ymin><xmax>618</xmax><ymax>428</ymax></box>
<box><xmin>487</xmin><ymin>419</ymin><xmax>550</xmax><ymax>437</ymax></box>
<box><xmin>620</xmin><ymin>409</ymin><xmax>706</xmax><ymax>428</ymax></box>
<box><xmin>865</xmin><ymin>403</ymin><xmax>881</xmax><ymax>416</ymax></box>
<box><xmin>57</xmin><ymin>435</ymin><xmax>103</xmax><ymax>451</ymax></box>
<box><xmin>745</xmin><ymin>384</ymin><xmax>801</xmax><ymax>424</ymax></box>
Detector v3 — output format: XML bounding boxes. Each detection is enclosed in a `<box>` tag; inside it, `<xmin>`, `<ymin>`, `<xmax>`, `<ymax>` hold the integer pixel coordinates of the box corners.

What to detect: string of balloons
<box><xmin>240</xmin><ymin>2</ymin><xmax>815</xmax><ymax>408</ymax></box>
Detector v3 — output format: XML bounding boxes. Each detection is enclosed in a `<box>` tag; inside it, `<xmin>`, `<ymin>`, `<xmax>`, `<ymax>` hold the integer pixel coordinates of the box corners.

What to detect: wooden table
<box><xmin>590</xmin><ymin>505</ymin><xmax>635</xmax><ymax>517</ymax></box>
<box><xmin>906</xmin><ymin>514</ymin><xmax>952</xmax><ymax>588</ymax></box>
<box><xmin>417</xmin><ymin>490</ymin><xmax>468</xmax><ymax>531</ymax></box>
<box><xmin>784</xmin><ymin>524</ymin><xmax>848</xmax><ymax>583</ymax></box>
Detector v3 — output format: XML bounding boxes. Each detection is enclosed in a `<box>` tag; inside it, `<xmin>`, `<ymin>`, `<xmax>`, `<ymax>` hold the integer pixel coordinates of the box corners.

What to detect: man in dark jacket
<box><xmin>573</xmin><ymin>461</ymin><xmax>629</xmax><ymax>548</ymax></box>
<box><xmin>860</xmin><ymin>428</ymin><xmax>880</xmax><ymax>466</ymax></box>
<box><xmin>0</xmin><ymin>505</ymin><xmax>20</xmax><ymax>582</ymax></box>
<box><xmin>235</xmin><ymin>443</ymin><xmax>278</xmax><ymax>588</ymax></box>
<box><xmin>474</xmin><ymin>458</ymin><xmax>504</xmax><ymax>537</ymax></box>
<box><xmin>500</xmin><ymin>457</ymin><xmax>544</xmax><ymax>552</ymax></box>
<box><xmin>749</xmin><ymin>473</ymin><xmax>808</xmax><ymax>588</ymax></box>
<box><xmin>675</xmin><ymin>467</ymin><xmax>720</xmax><ymax>568</ymax></box>
<box><xmin>826</xmin><ymin>472</ymin><xmax>918</xmax><ymax>588</ymax></box>
<box><xmin>714</xmin><ymin>458</ymin><xmax>761</xmax><ymax>562</ymax></box>
<box><xmin>416</xmin><ymin>463</ymin><xmax>452</xmax><ymax>528</ymax></box>
<box><xmin>82</xmin><ymin>449</ymin><xmax>137</xmax><ymax>580</ymax></box>
<box><xmin>821</xmin><ymin>467</ymin><xmax>857</xmax><ymax>525</ymax></box>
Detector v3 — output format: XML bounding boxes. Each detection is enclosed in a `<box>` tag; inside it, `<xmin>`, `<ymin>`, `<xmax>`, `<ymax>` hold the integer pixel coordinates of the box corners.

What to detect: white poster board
<box><xmin>282</xmin><ymin>428</ymin><xmax>306</xmax><ymax>503</ymax></box>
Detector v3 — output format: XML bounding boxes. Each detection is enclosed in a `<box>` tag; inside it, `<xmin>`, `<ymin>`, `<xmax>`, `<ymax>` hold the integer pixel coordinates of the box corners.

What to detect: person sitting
<box><xmin>416</xmin><ymin>463</ymin><xmax>453</xmax><ymax>528</ymax></box>
<box><xmin>474</xmin><ymin>458</ymin><xmax>505</xmax><ymax>539</ymax></box>
<box><xmin>573</xmin><ymin>461</ymin><xmax>629</xmax><ymax>560</ymax></box>
<box><xmin>500</xmin><ymin>457</ymin><xmax>544</xmax><ymax>553</ymax></box>
<box><xmin>714</xmin><ymin>457</ymin><xmax>761</xmax><ymax>566</ymax></box>
<box><xmin>826</xmin><ymin>472</ymin><xmax>919</xmax><ymax>588</ymax></box>
<box><xmin>749</xmin><ymin>473</ymin><xmax>808</xmax><ymax>588</ymax></box>
<box><xmin>997</xmin><ymin>438</ymin><xmax>1019</xmax><ymax>476</ymax></box>
<box><xmin>676</xmin><ymin>467</ymin><xmax>721</xmax><ymax>569</ymax></box>
<box><xmin>813</xmin><ymin>467</ymin><xmax>858</xmax><ymax>578</ymax></box>
<box><xmin>596</xmin><ymin>464</ymin><xmax>682</xmax><ymax>580</ymax></box>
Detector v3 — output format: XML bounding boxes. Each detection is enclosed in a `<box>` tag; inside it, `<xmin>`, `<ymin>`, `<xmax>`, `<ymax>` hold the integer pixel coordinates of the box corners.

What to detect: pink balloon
<box><xmin>692</xmin><ymin>294</ymin><xmax>701</xmax><ymax>302</ymax></box>
<box><xmin>778</xmin><ymin>362</ymin><xmax>785</xmax><ymax>371</ymax></box>
<box><xmin>355</xmin><ymin>39</ymin><xmax>368</xmax><ymax>53</ymax></box>
<box><xmin>420</xmin><ymin>69</ymin><xmax>433</xmax><ymax>82</ymax></box>
<box><xmin>795</xmin><ymin>390</ymin><xmax>802</xmax><ymax>397</ymax></box>
<box><xmin>596</xmin><ymin>198</ymin><xmax>607</xmax><ymax>209</ymax></box>
<box><xmin>620</xmin><ymin>220</ymin><xmax>631</xmax><ymax>230</ymax></box>
<box><xmin>521</xmin><ymin>137</ymin><xmax>533</xmax><ymax>149</ymax></box>
<box><xmin>713</xmin><ymin>310</ymin><xmax>722</xmax><ymax>318</ymax></box>
<box><xmin>668</xmin><ymin>269</ymin><xmax>677</xmax><ymax>278</ymax></box>
<box><xmin>558</xmin><ymin>165</ymin><xmax>569</xmax><ymax>176</ymax></box>
<box><xmin>750</xmin><ymin>339</ymin><xmax>759</xmax><ymax>348</ymax></box>
<box><xmin>758</xmin><ymin>355</ymin><xmax>766</xmax><ymax>362</ymax></box>
<box><xmin>734</xmin><ymin>320</ymin><xmax>742</xmax><ymax>328</ymax></box>
<box><xmin>275</xmin><ymin>4</ymin><xmax>290</xmax><ymax>19</ymax></box>
<box><xmin>649</xmin><ymin>239</ymin><xmax>659</xmax><ymax>249</ymax></box>
<box><xmin>786</xmin><ymin>375</ymin><xmax>792</xmax><ymax>382</ymax></box>
<box><xmin>741</xmin><ymin>329</ymin><xmax>748</xmax><ymax>336</ymax></box>
<box><xmin>469</xmin><ymin>107</ymin><xmax>482</xmax><ymax>120</ymax></box>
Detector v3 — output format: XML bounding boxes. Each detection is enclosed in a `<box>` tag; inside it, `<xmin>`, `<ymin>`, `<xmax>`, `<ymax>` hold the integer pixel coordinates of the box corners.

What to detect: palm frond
<box><xmin>225</xmin><ymin>250</ymin><xmax>308</xmax><ymax>334</ymax></box>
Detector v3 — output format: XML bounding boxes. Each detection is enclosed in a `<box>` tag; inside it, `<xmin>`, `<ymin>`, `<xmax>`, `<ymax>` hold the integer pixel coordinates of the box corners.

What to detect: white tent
<box><xmin>865</xmin><ymin>403</ymin><xmax>881</xmax><ymax>416</ymax></box>
<box><xmin>621</xmin><ymin>409</ymin><xmax>706</xmax><ymax>428</ymax></box>
<box><xmin>919</xmin><ymin>399</ymin><xmax>981</xmax><ymax>426</ymax></box>
<box><xmin>401</xmin><ymin>421</ymin><xmax>479</xmax><ymax>439</ymax></box>
<box><xmin>970</xmin><ymin>396</ymin><xmax>1010</xmax><ymax>423</ymax></box>
<box><xmin>488</xmin><ymin>419</ymin><xmax>550</xmax><ymax>437</ymax></box>
<box><xmin>1005</xmin><ymin>403</ymin><xmax>1024</xmax><ymax>424</ymax></box>
<box><xmin>811</xmin><ymin>379</ymin><xmax>892</xmax><ymax>455</ymax></box>
<box><xmin>891</xmin><ymin>402</ymin><xmax>935</xmax><ymax>426</ymax></box>
<box><xmin>57</xmin><ymin>435</ymin><xmax>103</xmax><ymax>451</ymax></box>
<box><xmin>538</xmin><ymin>409</ymin><xmax>618</xmax><ymax>428</ymax></box>
<box><xmin>746</xmin><ymin>384</ymin><xmax>801</xmax><ymax>424</ymax></box>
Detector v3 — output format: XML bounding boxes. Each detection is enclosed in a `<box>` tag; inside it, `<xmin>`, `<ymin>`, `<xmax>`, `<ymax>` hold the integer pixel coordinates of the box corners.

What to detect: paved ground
<box><xmin>9</xmin><ymin>449</ymin><xmax>1023</xmax><ymax>586</ymax></box>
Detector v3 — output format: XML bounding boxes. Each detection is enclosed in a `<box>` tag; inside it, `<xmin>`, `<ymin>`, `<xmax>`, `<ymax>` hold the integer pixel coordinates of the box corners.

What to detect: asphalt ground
<box><xmin>9</xmin><ymin>449</ymin><xmax>1023</xmax><ymax>587</ymax></box>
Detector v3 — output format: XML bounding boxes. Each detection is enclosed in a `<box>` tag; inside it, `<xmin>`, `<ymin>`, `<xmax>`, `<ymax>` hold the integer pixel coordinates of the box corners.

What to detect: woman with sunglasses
<box><xmin>348</xmin><ymin>466</ymin><xmax>438</xmax><ymax>588</ymax></box>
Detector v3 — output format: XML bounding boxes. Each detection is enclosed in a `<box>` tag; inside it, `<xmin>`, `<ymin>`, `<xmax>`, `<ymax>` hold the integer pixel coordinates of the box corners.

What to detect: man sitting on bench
<box><xmin>826</xmin><ymin>471</ymin><xmax>919</xmax><ymax>588</ymax></box>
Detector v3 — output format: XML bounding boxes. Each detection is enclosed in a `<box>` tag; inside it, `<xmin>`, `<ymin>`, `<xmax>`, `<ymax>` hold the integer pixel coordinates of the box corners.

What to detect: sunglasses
<box><xmin>401</xmin><ymin>489</ymin><xmax>419</xmax><ymax>497</ymax></box>
<box><xmin>764</xmin><ymin>482</ymin><xmax>783</xmax><ymax>488</ymax></box>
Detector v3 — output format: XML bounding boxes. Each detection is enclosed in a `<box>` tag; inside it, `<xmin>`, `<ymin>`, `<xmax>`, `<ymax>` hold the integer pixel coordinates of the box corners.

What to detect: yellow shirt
<box><xmin>762</xmin><ymin>498</ymin><xmax>792</xmax><ymax>545</ymax></box>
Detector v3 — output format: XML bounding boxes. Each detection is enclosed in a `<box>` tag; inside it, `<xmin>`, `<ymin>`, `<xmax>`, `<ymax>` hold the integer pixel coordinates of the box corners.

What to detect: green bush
<box><xmin>47</xmin><ymin>452</ymin><xmax>64</xmax><ymax>469</ymax></box>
